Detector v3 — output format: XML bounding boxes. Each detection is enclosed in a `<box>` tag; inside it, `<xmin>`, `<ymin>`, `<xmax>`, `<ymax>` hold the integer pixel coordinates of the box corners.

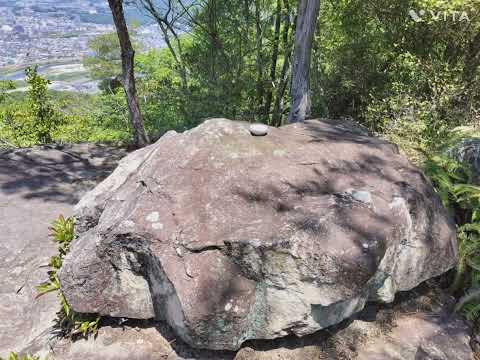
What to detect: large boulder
<box><xmin>59</xmin><ymin>119</ymin><xmax>457</xmax><ymax>351</ymax></box>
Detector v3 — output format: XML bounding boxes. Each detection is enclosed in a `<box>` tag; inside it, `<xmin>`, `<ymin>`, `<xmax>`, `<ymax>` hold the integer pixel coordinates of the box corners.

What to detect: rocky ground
<box><xmin>0</xmin><ymin>140</ymin><xmax>477</xmax><ymax>359</ymax></box>
<box><xmin>26</xmin><ymin>282</ymin><xmax>477</xmax><ymax>360</ymax></box>
<box><xmin>0</xmin><ymin>144</ymin><xmax>125</xmax><ymax>354</ymax></box>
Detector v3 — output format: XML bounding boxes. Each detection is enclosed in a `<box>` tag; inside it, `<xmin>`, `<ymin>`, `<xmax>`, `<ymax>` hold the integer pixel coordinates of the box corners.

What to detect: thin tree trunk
<box><xmin>208</xmin><ymin>0</ymin><xmax>218</xmax><ymax>83</ymax></box>
<box><xmin>464</xmin><ymin>31</ymin><xmax>480</xmax><ymax>87</ymax></box>
<box><xmin>108</xmin><ymin>0</ymin><xmax>149</xmax><ymax>148</ymax></box>
<box><xmin>243</xmin><ymin>0</ymin><xmax>251</xmax><ymax>34</ymax></box>
<box><xmin>288</xmin><ymin>0</ymin><xmax>321</xmax><ymax>123</ymax></box>
<box><xmin>272</xmin><ymin>0</ymin><xmax>292</xmax><ymax>127</ymax></box>
<box><xmin>138</xmin><ymin>0</ymin><xmax>189</xmax><ymax>95</ymax></box>
<box><xmin>161</xmin><ymin>22</ymin><xmax>189</xmax><ymax>93</ymax></box>
<box><xmin>263</xmin><ymin>0</ymin><xmax>282</xmax><ymax>120</ymax></box>
<box><xmin>255</xmin><ymin>0</ymin><xmax>265</xmax><ymax>120</ymax></box>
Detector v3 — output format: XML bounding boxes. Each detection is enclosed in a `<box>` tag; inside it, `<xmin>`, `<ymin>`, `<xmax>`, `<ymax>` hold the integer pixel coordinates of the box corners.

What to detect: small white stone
<box><xmin>250</xmin><ymin>123</ymin><xmax>268</xmax><ymax>136</ymax></box>
<box><xmin>146</xmin><ymin>211</ymin><xmax>160</xmax><ymax>222</ymax></box>
<box><xmin>225</xmin><ymin>302</ymin><xmax>232</xmax><ymax>311</ymax></box>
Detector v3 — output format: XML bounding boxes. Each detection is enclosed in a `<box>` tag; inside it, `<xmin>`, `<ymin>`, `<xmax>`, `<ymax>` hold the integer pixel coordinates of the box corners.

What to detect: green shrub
<box><xmin>0</xmin><ymin>86</ymin><xmax>132</xmax><ymax>147</ymax></box>
<box><xmin>364</xmin><ymin>55</ymin><xmax>472</xmax><ymax>163</ymax></box>
<box><xmin>0</xmin><ymin>67</ymin><xmax>63</xmax><ymax>147</ymax></box>
<box><xmin>37</xmin><ymin>215</ymin><xmax>101</xmax><ymax>337</ymax></box>
<box><xmin>25</xmin><ymin>66</ymin><xmax>63</xmax><ymax>143</ymax></box>
<box><xmin>0</xmin><ymin>105</ymin><xmax>38</xmax><ymax>147</ymax></box>
<box><xmin>0</xmin><ymin>80</ymin><xmax>16</xmax><ymax>104</ymax></box>
<box><xmin>424</xmin><ymin>155</ymin><xmax>472</xmax><ymax>211</ymax></box>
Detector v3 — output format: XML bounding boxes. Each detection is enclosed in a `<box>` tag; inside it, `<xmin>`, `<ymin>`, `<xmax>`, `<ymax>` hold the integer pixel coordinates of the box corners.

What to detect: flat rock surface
<box><xmin>0</xmin><ymin>144</ymin><xmax>126</xmax><ymax>355</ymax></box>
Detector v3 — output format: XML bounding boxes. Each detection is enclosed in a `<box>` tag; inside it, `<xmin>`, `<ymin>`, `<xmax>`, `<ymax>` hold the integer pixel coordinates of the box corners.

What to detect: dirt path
<box><xmin>0</xmin><ymin>144</ymin><xmax>125</xmax><ymax>355</ymax></box>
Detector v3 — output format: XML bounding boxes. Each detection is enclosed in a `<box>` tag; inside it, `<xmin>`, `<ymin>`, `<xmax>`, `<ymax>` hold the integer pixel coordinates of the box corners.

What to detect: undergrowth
<box><xmin>424</xmin><ymin>155</ymin><xmax>480</xmax><ymax>320</ymax></box>
<box><xmin>37</xmin><ymin>215</ymin><xmax>101</xmax><ymax>337</ymax></box>
<box><xmin>0</xmin><ymin>353</ymin><xmax>42</xmax><ymax>360</ymax></box>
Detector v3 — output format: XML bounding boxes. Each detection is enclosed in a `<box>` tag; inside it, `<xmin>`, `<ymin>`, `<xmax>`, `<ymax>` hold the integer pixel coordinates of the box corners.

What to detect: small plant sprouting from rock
<box><xmin>0</xmin><ymin>352</ymin><xmax>42</xmax><ymax>360</ymax></box>
<box><xmin>36</xmin><ymin>215</ymin><xmax>101</xmax><ymax>337</ymax></box>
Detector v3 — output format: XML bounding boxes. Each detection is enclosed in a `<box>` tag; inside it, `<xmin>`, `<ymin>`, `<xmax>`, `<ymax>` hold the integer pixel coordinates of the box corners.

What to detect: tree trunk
<box><xmin>159</xmin><ymin>22</ymin><xmax>190</xmax><ymax>94</ymax></box>
<box><xmin>272</xmin><ymin>0</ymin><xmax>293</xmax><ymax>126</ymax></box>
<box><xmin>137</xmin><ymin>0</ymin><xmax>189</xmax><ymax>95</ymax></box>
<box><xmin>288</xmin><ymin>0</ymin><xmax>321</xmax><ymax>123</ymax></box>
<box><xmin>255</xmin><ymin>0</ymin><xmax>265</xmax><ymax>120</ymax></box>
<box><xmin>108</xmin><ymin>0</ymin><xmax>149</xmax><ymax>148</ymax></box>
<box><xmin>464</xmin><ymin>31</ymin><xmax>480</xmax><ymax>87</ymax></box>
<box><xmin>263</xmin><ymin>0</ymin><xmax>283</xmax><ymax>121</ymax></box>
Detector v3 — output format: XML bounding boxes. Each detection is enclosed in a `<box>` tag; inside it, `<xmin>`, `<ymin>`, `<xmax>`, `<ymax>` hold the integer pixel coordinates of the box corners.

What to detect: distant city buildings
<box><xmin>0</xmin><ymin>0</ymin><xmax>164</xmax><ymax>69</ymax></box>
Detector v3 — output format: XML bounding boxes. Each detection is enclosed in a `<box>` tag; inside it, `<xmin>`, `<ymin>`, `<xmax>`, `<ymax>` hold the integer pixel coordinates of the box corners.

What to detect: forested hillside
<box><xmin>0</xmin><ymin>1</ymin><xmax>478</xmax><ymax>152</ymax></box>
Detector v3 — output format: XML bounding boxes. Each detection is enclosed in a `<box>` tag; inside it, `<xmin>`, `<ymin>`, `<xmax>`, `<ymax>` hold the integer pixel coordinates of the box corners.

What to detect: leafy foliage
<box><xmin>0</xmin><ymin>80</ymin><xmax>16</xmax><ymax>104</ymax></box>
<box><xmin>1</xmin><ymin>0</ymin><xmax>478</xmax><ymax>147</ymax></box>
<box><xmin>463</xmin><ymin>301</ymin><xmax>480</xmax><ymax>321</ymax></box>
<box><xmin>0</xmin><ymin>67</ymin><xmax>62</xmax><ymax>146</ymax></box>
<box><xmin>0</xmin><ymin>353</ymin><xmax>42</xmax><ymax>360</ymax></box>
<box><xmin>37</xmin><ymin>215</ymin><xmax>102</xmax><ymax>338</ymax></box>
<box><xmin>84</xmin><ymin>32</ymin><xmax>123</xmax><ymax>82</ymax></box>
<box><xmin>424</xmin><ymin>155</ymin><xmax>472</xmax><ymax>210</ymax></box>
<box><xmin>83</xmin><ymin>27</ymin><xmax>142</xmax><ymax>92</ymax></box>
<box><xmin>0</xmin><ymin>83</ymin><xmax>131</xmax><ymax>147</ymax></box>
<box><xmin>50</xmin><ymin>215</ymin><xmax>75</xmax><ymax>253</ymax></box>
<box><xmin>25</xmin><ymin>66</ymin><xmax>62</xmax><ymax>143</ymax></box>
<box><xmin>424</xmin><ymin>154</ymin><xmax>480</xmax><ymax>319</ymax></box>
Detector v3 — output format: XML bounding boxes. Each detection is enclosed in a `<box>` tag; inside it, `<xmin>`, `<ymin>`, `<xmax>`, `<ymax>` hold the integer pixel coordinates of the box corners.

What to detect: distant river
<box><xmin>0</xmin><ymin>63</ymin><xmax>81</xmax><ymax>81</ymax></box>
<box><xmin>0</xmin><ymin>63</ymin><xmax>100</xmax><ymax>94</ymax></box>
<box><xmin>0</xmin><ymin>68</ymin><xmax>30</xmax><ymax>81</ymax></box>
